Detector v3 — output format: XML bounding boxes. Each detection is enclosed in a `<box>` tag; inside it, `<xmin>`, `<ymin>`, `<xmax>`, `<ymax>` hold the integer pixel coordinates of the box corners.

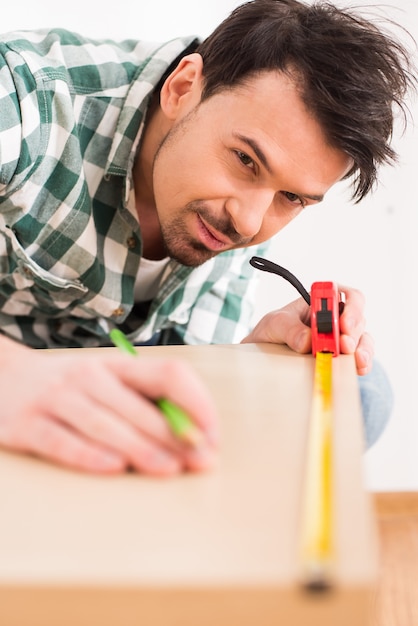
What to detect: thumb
<box><xmin>243</xmin><ymin>308</ymin><xmax>312</xmax><ymax>354</ymax></box>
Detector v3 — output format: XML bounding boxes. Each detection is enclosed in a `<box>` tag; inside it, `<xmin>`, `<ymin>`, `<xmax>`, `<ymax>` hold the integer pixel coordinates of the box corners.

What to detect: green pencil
<box><xmin>109</xmin><ymin>328</ymin><xmax>200</xmax><ymax>445</ymax></box>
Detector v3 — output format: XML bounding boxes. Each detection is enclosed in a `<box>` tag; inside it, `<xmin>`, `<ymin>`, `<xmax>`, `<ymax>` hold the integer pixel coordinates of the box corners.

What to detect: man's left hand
<box><xmin>242</xmin><ymin>285</ymin><xmax>374</xmax><ymax>376</ymax></box>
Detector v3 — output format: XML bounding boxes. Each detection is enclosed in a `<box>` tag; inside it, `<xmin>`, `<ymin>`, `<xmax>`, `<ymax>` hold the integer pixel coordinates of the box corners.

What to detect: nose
<box><xmin>225</xmin><ymin>188</ymin><xmax>275</xmax><ymax>239</ymax></box>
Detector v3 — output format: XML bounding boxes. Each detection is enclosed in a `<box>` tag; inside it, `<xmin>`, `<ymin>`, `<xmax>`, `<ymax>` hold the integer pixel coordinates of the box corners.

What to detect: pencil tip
<box><xmin>181</xmin><ymin>427</ymin><xmax>205</xmax><ymax>447</ymax></box>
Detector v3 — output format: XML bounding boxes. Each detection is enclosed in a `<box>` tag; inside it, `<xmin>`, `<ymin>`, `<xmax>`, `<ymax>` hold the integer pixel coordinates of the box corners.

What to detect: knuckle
<box><xmin>159</xmin><ymin>358</ymin><xmax>192</xmax><ymax>385</ymax></box>
<box><xmin>65</xmin><ymin>358</ymin><xmax>98</xmax><ymax>383</ymax></box>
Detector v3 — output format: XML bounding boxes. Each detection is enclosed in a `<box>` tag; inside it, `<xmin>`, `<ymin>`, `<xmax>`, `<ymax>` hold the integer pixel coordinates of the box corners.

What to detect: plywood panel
<box><xmin>0</xmin><ymin>344</ymin><xmax>378</xmax><ymax>625</ymax></box>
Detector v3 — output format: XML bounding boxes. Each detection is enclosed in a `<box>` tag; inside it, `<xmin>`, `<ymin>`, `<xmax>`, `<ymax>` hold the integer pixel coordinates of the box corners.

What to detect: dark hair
<box><xmin>196</xmin><ymin>0</ymin><xmax>415</xmax><ymax>201</ymax></box>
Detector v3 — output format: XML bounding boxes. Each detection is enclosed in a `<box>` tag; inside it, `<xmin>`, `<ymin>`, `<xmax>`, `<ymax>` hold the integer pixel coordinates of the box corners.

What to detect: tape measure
<box><xmin>300</xmin><ymin>281</ymin><xmax>340</xmax><ymax>592</ymax></box>
<box><xmin>249</xmin><ymin>258</ymin><xmax>341</xmax><ymax>592</ymax></box>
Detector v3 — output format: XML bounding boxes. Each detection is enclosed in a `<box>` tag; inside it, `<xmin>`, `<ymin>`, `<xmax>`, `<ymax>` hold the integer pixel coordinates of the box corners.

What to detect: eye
<box><xmin>281</xmin><ymin>191</ymin><xmax>306</xmax><ymax>208</ymax></box>
<box><xmin>235</xmin><ymin>150</ymin><xmax>256</xmax><ymax>170</ymax></box>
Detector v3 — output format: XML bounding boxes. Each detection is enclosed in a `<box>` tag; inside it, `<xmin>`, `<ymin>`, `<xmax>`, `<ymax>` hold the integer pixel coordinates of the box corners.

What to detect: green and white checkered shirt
<box><xmin>0</xmin><ymin>28</ymin><xmax>267</xmax><ymax>348</ymax></box>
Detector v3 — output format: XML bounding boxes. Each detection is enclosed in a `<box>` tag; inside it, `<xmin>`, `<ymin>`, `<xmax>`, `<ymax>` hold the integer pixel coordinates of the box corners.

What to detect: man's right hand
<box><xmin>0</xmin><ymin>335</ymin><xmax>219</xmax><ymax>475</ymax></box>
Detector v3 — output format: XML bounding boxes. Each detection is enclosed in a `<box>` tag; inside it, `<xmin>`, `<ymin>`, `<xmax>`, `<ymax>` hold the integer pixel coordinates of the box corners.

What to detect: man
<box><xmin>0</xmin><ymin>0</ymin><xmax>413</xmax><ymax>474</ymax></box>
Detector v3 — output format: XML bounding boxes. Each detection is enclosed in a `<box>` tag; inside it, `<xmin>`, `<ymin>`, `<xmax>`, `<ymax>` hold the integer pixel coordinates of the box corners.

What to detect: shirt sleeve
<box><xmin>0</xmin><ymin>41</ymin><xmax>44</xmax><ymax>197</ymax></box>
<box><xmin>0</xmin><ymin>52</ymin><xmax>23</xmax><ymax>191</ymax></box>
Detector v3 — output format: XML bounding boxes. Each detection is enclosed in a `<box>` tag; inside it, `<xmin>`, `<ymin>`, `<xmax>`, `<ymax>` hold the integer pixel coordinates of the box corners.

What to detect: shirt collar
<box><xmin>105</xmin><ymin>36</ymin><xmax>198</xmax><ymax>179</ymax></box>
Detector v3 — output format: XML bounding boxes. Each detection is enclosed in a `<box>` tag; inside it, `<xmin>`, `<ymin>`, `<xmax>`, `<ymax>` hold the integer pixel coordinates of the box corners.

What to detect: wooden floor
<box><xmin>371</xmin><ymin>492</ymin><xmax>418</xmax><ymax>626</ymax></box>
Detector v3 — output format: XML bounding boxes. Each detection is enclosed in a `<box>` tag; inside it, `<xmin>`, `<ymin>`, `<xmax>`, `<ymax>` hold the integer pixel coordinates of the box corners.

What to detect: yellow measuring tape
<box><xmin>247</xmin><ymin>258</ymin><xmax>339</xmax><ymax>592</ymax></box>
<box><xmin>299</xmin><ymin>351</ymin><xmax>334</xmax><ymax>592</ymax></box>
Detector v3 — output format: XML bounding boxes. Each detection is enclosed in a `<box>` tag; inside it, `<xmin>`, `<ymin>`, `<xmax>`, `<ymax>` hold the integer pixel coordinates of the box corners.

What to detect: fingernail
<box><xmin>358</xmin><ymin>349</ymin><xmax>370</xmax><ymax>367</ymax></box>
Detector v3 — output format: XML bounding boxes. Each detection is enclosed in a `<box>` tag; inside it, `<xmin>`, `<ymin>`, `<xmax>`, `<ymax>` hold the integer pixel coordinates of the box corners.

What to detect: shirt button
<box><xmin>126</xmin><ymin>236</ymin><xmax>136</xmax><ymax>249</ymax></box>
<box><xmin>111</xmin><ymin>307</ymin><xmax>125</xmax><ymax>317</ymax></box>
<box><xmin>22</xmin><ymin>266</ymin><xmax>34</xmax><ymax>278</ymax></box>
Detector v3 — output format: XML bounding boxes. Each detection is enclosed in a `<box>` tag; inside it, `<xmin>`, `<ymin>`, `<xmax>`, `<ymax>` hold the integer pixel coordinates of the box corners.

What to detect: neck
<box><xmin>136</xmin><ymin>199</ymin><xmax>167</xmax><ymax>261</ymax></box>
<box><xmin>132</xmin><ymin>97</ymin><xmax>170</xmax><ymax>261</ymax></box>
<box><xmin>133</xmin><ymin>159</ymin><xmax>167</xmax><ymax>260</ymax></box>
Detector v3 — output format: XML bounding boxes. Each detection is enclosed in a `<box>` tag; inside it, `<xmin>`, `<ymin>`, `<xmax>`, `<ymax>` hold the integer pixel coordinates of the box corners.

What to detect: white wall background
<box><xmin>3</xmin><ymin>1</ymin><xmax>417</xmax><ymax>490</ymax></box>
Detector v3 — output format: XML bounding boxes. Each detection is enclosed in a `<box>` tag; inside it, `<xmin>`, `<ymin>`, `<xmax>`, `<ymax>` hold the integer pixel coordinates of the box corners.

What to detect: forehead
<box><xmin>198</xmin><ymin>71</ymin><xmax>352</xmax><ymax>186</ymax></box>
<box><xmin>206</xmin><ymin>70</ymin><xmax>311</xmax><ymax>128</ymax></box>
<box><xmin>197</xmin><ymin>71</ymin><xmax>315</xmax><ymax>144</ymax></box>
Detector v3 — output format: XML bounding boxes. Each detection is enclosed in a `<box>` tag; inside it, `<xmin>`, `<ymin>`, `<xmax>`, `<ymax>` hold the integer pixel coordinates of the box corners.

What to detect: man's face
<box><xmin>152</xmin><ymin>70</ymin><xmax>352</xmax><ymax>267</ymax></box>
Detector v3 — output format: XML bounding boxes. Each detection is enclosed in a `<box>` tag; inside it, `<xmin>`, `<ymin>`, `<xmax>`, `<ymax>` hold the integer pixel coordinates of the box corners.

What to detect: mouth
<box><xmin>196</xmin><ymin>214</ymin><xmax>234</xmax><ymax>251</ymax></box>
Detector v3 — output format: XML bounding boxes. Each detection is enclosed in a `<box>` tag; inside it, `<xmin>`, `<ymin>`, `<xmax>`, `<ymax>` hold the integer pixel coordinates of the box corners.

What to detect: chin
<box><xmin>167</xmin><ymin>243</ymin><xmax>216</xmax><ymax>267</ymax></box>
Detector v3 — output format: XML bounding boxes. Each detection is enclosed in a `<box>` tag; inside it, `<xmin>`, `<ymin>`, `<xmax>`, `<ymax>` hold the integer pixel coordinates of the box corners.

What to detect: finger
<box><xmin>339</xmin><ymin>314</ymin><xmax>366</xmax><ymax>353</ymax></box>
<box><xmin>83</xmin><ymin>368</ymin><xmax>218</xmax><ymax>471</ymax></box>
<box><xmin>14</xmin><ymin>414</ymin><xmax>127</xmax><ymax>474</ymax></box>
<box><xmin>105</xmin><ymin>356</ymin><xmax>220</xmax><ymax>445</ymax></box>
<box><xmin>243</xmin><ymin>296</ymin><xmax>312</xmax><ymax>353</ymax></box>
<box><xmin>66</xmin><ymin>359</ymin><xmax>183</xmax><ymax>451</ymax></box>
<box><xmin>338</xmin><ymin>285</ymin><xmax>366</xmax><ymax>337</ymax></box>
<box><xmin>49</xmin><ymin>387</ymin><xmax>183</xmax><ymax>476</ymax></box>
<box><xmin>355</xmin><ymin>332</ymin><xmax>375</xmax><ymax>376</ymax></box>
<box><xmin>265</xmin><ymin>309</ymin><xmax>312</xmax><ymax>353</ymax></box>
<box><xmin>183</xmin><ymin>443</ymin><xmax>219</xmax><ymax>473</ymax></box>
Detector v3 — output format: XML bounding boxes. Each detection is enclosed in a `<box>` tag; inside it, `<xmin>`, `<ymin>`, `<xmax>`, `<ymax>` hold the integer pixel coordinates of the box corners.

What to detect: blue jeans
<box><xmin>359</xmin><ymin>360</ymin><xmax>393</xmax><ymax>449</ymax></box>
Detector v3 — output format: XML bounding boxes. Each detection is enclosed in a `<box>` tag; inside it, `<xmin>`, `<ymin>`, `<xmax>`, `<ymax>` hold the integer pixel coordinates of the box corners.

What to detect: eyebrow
<box><xmin>233</xmin><ymin>132</ymin><xmax>325</xmax><ymax>203</ymax></box>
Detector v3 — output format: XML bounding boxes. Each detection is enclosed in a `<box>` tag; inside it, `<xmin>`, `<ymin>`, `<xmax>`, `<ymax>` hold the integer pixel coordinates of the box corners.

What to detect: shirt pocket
<box><xmin>0</xmin><ymin>225</ymin><xmax>88</xmax><ymax>316</ymax></box>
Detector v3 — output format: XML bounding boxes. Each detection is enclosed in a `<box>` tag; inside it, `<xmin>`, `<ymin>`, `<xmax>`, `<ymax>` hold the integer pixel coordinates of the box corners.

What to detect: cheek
<box><xmin>154</xmin><ymin>135</ymin><xmax>201</xmax><ymax>187</ymax></box>
<box><xmin>154</xmin><ymin>146</ymin><xmax>229</xmax><ymax>208</ymax></box>
<box><xmin>153</xmin><ymin>150</ymin><xmax>193</xmax><ymax>208</ymax></box>
<box><xmin>253</xmin><ymin>208</ymin><xmax>300</xmax><ymax>245</ymax></box>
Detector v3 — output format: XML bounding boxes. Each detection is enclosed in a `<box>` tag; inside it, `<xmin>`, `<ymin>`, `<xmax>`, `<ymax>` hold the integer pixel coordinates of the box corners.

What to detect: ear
<box><xmin>159</xmin><ymin>53</ymin><xmax>204</xmax><ymax>120</ymax></box>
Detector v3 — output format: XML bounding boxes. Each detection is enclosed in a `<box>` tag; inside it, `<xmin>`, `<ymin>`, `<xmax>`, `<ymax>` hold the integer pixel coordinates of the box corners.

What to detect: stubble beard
<box><xmin>160</xmin><ymin>200</ymin><xmax>253</xmax><ymax>267</ymax></box>
<box><xmin>152</xmin><ymin>112</ymin><xmax>249</xmax><ymax>267</ymax></box>
<box><xmin>159</xmin><ymin>202</ymin><xmax>223</xmax><ymax>267</ymax></box>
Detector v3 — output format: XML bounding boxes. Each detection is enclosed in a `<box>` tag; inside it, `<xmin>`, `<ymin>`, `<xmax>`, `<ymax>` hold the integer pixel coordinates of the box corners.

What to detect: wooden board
<box><xmin>0</xmin><ymin>344</ymin><xmax>378</xmax><ymax>625</ymax></box>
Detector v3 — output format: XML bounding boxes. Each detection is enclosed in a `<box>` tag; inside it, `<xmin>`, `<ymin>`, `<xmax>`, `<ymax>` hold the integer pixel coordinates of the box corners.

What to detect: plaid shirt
<box><xmin>0</xmin><ymin>28</ymin><xmax>267</xmax><ymax>348</ymax></box>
